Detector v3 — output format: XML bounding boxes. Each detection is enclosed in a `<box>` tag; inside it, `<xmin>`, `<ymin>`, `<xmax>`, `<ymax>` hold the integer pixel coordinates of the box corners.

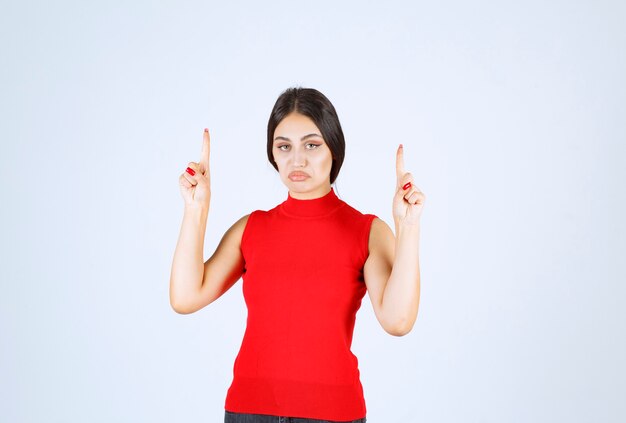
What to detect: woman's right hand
<box><xmin>179</xmin><ymin>128</ymin><xmax>211</xmax><ymax>209</ymax></box>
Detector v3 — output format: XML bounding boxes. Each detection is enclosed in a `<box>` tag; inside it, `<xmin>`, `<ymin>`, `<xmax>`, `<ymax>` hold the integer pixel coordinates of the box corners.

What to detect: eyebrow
<box><xmin>273</xmin><ymin>133</ymin><xmax>323</xmax><ymax>142</ymax></box>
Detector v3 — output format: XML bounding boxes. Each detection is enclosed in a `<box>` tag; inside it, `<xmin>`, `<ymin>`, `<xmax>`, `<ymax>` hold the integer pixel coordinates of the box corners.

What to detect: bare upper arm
<box><xmin>363</xmin><ymin>217</ymin><xmax>397</xmax><ymax>334</ymax></box>
<box><xmin>185</xmin><ymin>213</ymin><xmax>250</xmax><ymax>313</ymax></box>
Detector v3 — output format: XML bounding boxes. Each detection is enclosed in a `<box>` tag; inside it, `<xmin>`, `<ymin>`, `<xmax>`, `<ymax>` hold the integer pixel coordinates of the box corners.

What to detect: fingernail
<box><xmin>400</xmin><ymin>144</ymin><xmax>403</xmax><ymax>149</ymax></box>
<box><xmin>204</xmin><ymin>128</ymin><xmax>208</xmax><ymax>133</ymax></box>
<box><xmin>402</xmin><ymin>182</ymin><xmax>411</xmax><ymax>190</ymax></box>
<box><xmin>186</xmin><ymin>167</ymin><xmax>195</xmax><ymax>176</ymax></box>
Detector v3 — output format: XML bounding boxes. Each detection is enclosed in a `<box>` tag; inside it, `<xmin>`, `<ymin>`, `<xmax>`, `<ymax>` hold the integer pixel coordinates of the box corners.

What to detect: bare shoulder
<box><xmin>193</xmin><ymin>212</ymin><xmax>251</xmax><ymax>310</ymax></box>
<box><xmin>229</xmin><ymin>212</ymin><xmax>251</xmax><ymax>241</ymax></box>
<box><xmin>368</xmin><ymin>217</ymin><xmax>395</xmax><ymax>254</ymax></box>
<box><xmin>364</xmin><ymin>216</ymin><xmax>396</xmax><ymax>334</ymax></box>
<box><xmin>209</xmin><ymin>212</ymin><xmax>251</xmax><ymax>266</ymax></box>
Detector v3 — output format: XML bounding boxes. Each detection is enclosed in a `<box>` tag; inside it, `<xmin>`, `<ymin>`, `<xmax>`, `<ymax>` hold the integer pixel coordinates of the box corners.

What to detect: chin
<box><xmin>284</xmin><ymin>179</ymin><xmax>314</xmax><ymax>191</ymax></box>
<box><xmin>286</xmin><ymin>182</ymin><xmax>308</xmax><ymax>190</ymax></box>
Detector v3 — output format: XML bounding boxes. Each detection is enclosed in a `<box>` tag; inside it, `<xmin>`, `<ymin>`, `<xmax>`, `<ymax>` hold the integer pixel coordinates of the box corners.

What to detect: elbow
<box><xmin>170</xmin><ymin>297</ymin><xmax>195</xmax><ymax>315</ymax></box>
<box><xmin>170</xmin><ymin>301</ymin><xmax>187</xmax><ymax>314</ymax></box>
<box><xmin>170</xmin><ymin>283</ymin><xmax>199</xmax><ymax>314</ymax></box>
<box><xmin>386</xmin><ymin>324</ymin><xmax>411</xmax><ymax>337</ymax></box>
<box><xmin>386</xmin><ymin>316</ymin><xmax>417</xmax><ymax>337</ymax></box>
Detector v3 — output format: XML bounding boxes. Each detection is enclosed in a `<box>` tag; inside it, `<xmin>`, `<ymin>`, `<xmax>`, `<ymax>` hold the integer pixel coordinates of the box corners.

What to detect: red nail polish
<box><xmin>186</xmin><ymin>167</ymin><xmax>195</xmax><ymax>176</ymax></box>
<box><xmin>402</xmin><ymin>182</ymin><xmax>411</xmax><ymax>190</ymax></box>
<box><xmin>204</xmin><ymin>128</ymin><xmax>208</xmax><ymax>132</ymax></box>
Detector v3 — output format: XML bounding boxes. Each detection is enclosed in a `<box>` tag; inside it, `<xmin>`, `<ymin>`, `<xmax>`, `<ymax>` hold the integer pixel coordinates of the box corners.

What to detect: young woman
<box><xmin>170</xmin><ymin>87</ymin><xmax>424</xmax><ymax>423</ymax></box>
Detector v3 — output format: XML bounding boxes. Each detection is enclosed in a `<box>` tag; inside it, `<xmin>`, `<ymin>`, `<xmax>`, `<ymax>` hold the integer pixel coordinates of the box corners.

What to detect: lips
<box><xmin>289</xmin><ymin>171</ymin><xmax>310</xmax><ymax>180</ymax></box>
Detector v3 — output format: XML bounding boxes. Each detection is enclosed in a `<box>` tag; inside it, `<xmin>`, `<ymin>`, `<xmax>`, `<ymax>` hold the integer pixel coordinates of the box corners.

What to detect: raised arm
<box><xmin>363</xmin><ymin>144</ymin><xmax>425</xmax><ymax>336</ymax></box>
<box><xmin>170</xmin><ymin>211</ymin><xmax>249</xmax><ymax>314</ymax></box>
<box><xmin>169</xmin><ymin>128</ymin><xmax>248</xmax><ymax>314</ymax></box>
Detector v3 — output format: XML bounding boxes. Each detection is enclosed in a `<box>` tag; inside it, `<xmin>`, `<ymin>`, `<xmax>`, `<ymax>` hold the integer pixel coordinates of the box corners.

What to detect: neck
<box><xmin>280</xmin><ymin>186</ymin><xmax>343</xmax><ymax>218</ymax></box>
<box><xmin>288</xmin><ymin>185</ymin><xmax>332</xmax><ymax>200</ymax></box>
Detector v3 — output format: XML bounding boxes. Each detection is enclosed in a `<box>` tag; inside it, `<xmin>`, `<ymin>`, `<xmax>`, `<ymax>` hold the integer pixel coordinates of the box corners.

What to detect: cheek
<box><xmin>324</xmin><ymin>153</ymin><xmax>334</xmax><ymax>168</ymax></box>
<box><xmin>274</xmin><ymin>157</ymin><xmax>287</xmax><ymax>172</ymax></box>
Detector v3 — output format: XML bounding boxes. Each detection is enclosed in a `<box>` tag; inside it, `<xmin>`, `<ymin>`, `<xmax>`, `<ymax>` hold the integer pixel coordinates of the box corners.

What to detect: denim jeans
<box><xmin>224</xmin><ymin>410</ymin><xmax>367</xmax><ymax>423</ymax></box>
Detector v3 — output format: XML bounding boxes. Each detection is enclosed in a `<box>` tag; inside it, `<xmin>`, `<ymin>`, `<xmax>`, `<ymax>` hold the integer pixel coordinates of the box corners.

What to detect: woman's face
<box><xmin>272</xmin><ymin>112</ymin><xmax>333</xmax><ymax>199</ymax></box>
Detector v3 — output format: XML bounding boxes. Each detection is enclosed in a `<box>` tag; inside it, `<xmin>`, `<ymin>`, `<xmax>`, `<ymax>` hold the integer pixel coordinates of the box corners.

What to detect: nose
<box><xmin>293</xmin><ymin>148</ymin><xmax>306</xmax><ymax>167</ymax></box>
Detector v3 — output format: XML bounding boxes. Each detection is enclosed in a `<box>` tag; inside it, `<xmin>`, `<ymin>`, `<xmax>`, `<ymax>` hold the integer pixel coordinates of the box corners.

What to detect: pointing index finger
<box><xmin>200</xmin><ymin>128</ymin><xmax>210</xmax><ymax>169</ymax></box>
<box><xmin>396</xmin><ymin>143</ymin><xmax>405</xmax><ymax>179</ymax></box>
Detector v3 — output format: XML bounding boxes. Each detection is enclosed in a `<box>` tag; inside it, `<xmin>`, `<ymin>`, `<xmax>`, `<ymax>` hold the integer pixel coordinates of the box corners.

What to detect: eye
<box><xmin>276</xmin><ymin>143</ymin><xmax>320</xmax><ymax>151</ymax></box>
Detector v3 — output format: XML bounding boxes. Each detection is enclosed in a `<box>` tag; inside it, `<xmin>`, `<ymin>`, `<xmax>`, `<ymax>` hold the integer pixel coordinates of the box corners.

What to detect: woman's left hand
<box><xmin>393</xmin><ymin>144</ymin><xmax>425</xmax><ymax>225</ymax></box>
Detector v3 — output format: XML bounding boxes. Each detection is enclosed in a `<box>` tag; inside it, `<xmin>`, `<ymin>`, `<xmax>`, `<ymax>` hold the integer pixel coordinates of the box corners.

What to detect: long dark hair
<box><xmin>266</xmin><ymin>87</ymin><xmax>345</xmax><ymax>186</ymax></box>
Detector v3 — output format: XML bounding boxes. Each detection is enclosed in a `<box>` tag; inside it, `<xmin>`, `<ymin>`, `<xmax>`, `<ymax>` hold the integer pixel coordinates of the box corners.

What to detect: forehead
<box><xmin>274</xmin><ymin>112</ymin><xmax>321</xmax><ymax>136</ymax></box>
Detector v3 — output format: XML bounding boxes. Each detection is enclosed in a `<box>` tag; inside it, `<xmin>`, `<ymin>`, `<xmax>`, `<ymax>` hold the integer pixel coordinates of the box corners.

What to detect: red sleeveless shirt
<box><xmin>224</xmin><ymin>187</ymin><xmax>377</xmax><ymax>421</ymax></box>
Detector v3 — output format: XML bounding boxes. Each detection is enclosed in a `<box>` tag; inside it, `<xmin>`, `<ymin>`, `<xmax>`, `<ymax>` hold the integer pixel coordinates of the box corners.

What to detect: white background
<box><xmin>1</xmin><ymin>0</ymin><xmax>625</xmax><ymax>422</ymax></box>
